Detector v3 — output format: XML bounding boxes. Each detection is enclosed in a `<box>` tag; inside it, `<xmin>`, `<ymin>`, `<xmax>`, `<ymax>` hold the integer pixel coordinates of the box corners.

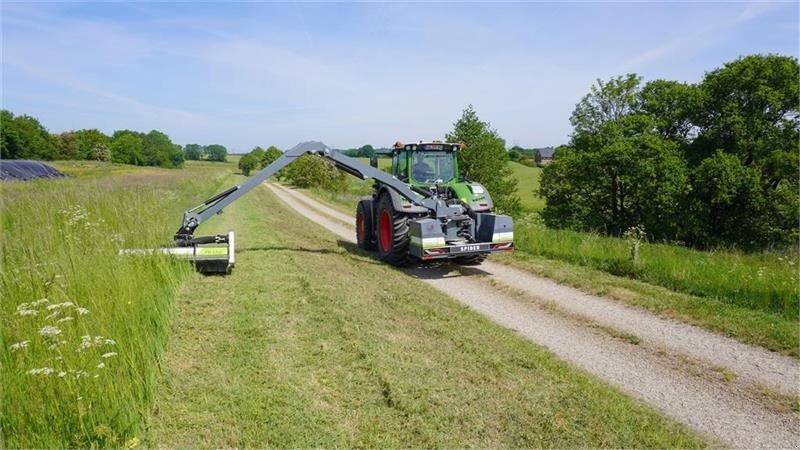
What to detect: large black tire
<box><xmin>375</xmin><ymin>192</ymin><xmax>410</xmax><ymax>266</ymax></box>
<box><xmin>355</xmin><ymin>198</ymin><xmax>376</xmax><ymax>250</ymax></box>
<box><xmin>455</xmin><ymin>253</ymin><xmax>488</xmax><ymax>265</ymax></box>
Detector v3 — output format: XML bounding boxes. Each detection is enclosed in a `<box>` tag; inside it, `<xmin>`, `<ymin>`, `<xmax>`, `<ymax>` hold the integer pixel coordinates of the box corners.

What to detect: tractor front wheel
<box><xmin>355</xmin><ymin>198</ymin><xmax>376</xmax><ymax>250</ymax></box>
<box><xmin>376</xmin><ymin>192</ymin><xmax>410</xmax><ymax>266</ymax></box>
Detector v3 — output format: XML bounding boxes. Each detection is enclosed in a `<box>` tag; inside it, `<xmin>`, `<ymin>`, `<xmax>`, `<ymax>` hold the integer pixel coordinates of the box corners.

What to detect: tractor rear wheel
<box><xmin>355</xmin><ymin>198</ymin><xmax>376</xmax><ymax>250</ymax></box>
<box><xmin>376</xmin><ymin>192</ymin><xmax>410</xmax><ymax>266</ymax></box>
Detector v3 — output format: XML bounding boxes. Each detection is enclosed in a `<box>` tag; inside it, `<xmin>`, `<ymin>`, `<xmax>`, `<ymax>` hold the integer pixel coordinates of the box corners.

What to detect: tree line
<box><xmin>540</xmin><ymin>54</ymin><xmax>798</xmax><ymax>250</ymax></box>
<box><xmin>0</xmin><ymin>110</ymin><xmax>228</xmax><ymax>168</ymax></box>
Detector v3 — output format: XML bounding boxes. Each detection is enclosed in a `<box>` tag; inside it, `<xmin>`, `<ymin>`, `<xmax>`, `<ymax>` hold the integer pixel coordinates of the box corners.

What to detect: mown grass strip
<box><xmin>149</xmin><ymin>179</ymin><xmax>705</xmax><ymax>447</ymax></box>
<box><xmin>1</xmin><ymin>161</ymin><xmax>233</xmax><ymax>447</ymax></box>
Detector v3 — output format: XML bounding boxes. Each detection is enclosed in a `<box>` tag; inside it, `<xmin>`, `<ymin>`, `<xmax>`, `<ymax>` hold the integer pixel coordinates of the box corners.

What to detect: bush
<box><xmin>91</xmin><ymin>144</ymin><xmax>111</xmax><ymax>162</ymax></box>
<box><xmin>283</xmin><ymin>154</ymin><xmax>347</xmax><ymax>191</ymax></box>
<box><xmin>238</xmin><ymin>154</ymin><xmax>258</xmax><ymax>176</ymax></box>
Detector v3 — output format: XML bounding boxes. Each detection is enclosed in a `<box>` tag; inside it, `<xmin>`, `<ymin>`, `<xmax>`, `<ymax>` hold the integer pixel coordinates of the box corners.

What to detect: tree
<box><xmin>691</xmin><ymin>54</ymin><xmax>799</xmax><ymax>168</ymax></box>
<box><xmin>688</xmin><ymin>151</ymin><xmax>768</xmax><ymax>248</ymax></box>
<box><xmin>54</xmin><ymin>132</ymin><xmax>80</xmax><ymax>160</ymax></box>
<box><xmin>638</xmin><ymin>79</ymin><xmax>702</xmax><ymax>144</ymax></box>
<box><xmin>508</xmin><ymin>147</ymin><xmax>522</xmax><ymax>162</ymax></box>
<box><xmin>570</xmin><ymin>74</ymin><xmax>641</xmax><ymax>136</ymax></box>
<box><xmin>445</xmin><ymin>105</ymin><xmax>520</xmax><ymax>214</ymax></box>
<box><xmin>142</xmin><ymin>130</ymin><xmax>180</xmax><ymax>168</ymax></box>
<box><xmin>72</xmin><ymin>129</ymin><xmax>110</xmax><ymax>160</ymax></box>
<box><xmin>110</xmin><ymin>132</ymin><xmax>144</xmax><ymax>165</ymax></box>
<box><xmin>0</xmin><ymin>111</ymin><xmax>56</xmax><ymax>160</ymax></box>
<box><xmin>238</xmin><ymin>153</ymin><xmax>259</xmax><ymax>176</ymax></box>
<box><xmin>91</xmin><ymin>144</ymin><xmax>111</xmax><ymax>162</ymax></box>
<box><xmin>261</xmin><ymin>145</ymin><xmax>282</xmax><ymax>168</ymax></box>
<box><xmin>541</xmin><ymin>115</ymin><xmax>688</xmax><ymax>240</ymax></box>
<box><xmin>283</xmin><ymin>154</ymin><xmax>347</xmax><ymax>191</ymax></box>
<box><xmin>204</xmin><ymin>144</ymin><xmax>227</xmax><ymax>162</ymax></box>
<box><xmin>183</xmin><ymin>144</ymin><xmax>203</xmax><ymax>160</ymax></box>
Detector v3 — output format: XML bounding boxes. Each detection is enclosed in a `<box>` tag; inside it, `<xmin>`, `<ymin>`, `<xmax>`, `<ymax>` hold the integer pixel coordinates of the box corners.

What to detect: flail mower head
<box><xmin>121</xmin><ymin>231</ymin><xmax>235</xmax><ymax>275</ymax></box>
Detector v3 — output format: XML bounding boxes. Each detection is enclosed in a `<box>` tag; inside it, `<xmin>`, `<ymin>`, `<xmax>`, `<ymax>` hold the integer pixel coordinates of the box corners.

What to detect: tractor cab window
<box><xmin>411</xmin><ymin>151</ymin><xmax>455</xmax><ymax>184</ymax></box>
<box><xmin>393</xmin><ymin>151</ymin><xmax>408</xmax><ymax>180</ymax></box>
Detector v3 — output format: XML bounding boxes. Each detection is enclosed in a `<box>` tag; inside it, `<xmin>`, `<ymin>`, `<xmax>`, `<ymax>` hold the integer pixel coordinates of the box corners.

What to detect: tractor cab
<box><xmin>381</xmin><ymin>142</ymin><xmax>461</xmax><ymax>187</ymax></box>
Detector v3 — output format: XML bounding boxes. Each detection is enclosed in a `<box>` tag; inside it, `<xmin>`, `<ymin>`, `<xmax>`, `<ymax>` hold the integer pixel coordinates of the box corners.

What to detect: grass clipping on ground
<box><xmin>149</xmin><ymin>179</ymin><xmax>704</xmax><ymax>448</ymax></box>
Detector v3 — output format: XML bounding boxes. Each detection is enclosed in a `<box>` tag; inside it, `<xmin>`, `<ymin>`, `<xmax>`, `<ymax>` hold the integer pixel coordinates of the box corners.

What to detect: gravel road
<box><xmin>267</xmin><ymin>182</ymin><xmax>800</xmax><ymax>448</ymax></box>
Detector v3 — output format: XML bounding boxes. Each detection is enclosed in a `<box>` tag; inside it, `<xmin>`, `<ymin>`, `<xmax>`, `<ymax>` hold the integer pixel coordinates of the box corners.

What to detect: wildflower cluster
<box><xmin>11</xmin><ymin>297</ymin><xmax>118</xmax><ymax>379</ymax></box>
<box><xmin>59</xmin><ymin>204</ymin><xmax>105</xmax><ymax>235</ymax></box>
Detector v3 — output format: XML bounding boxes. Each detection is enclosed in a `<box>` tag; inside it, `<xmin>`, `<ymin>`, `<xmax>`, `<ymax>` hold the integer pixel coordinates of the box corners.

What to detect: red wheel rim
<box><xmin>379</xmin><ymin>209</ymin><xmax>392</xmax><ymax>253</ymax></box>
<box><xmin>356</xmin><ymin>211</ymin><xmax>365</xmax><ymax>243</ymax></box>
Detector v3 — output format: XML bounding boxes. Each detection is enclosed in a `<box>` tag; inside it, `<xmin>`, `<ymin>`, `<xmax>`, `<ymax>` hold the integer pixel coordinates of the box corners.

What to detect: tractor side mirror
<box><xmin>370</xmin><ymin>155</ymin><xmax>378</xmax><ymax>168</ymax></box>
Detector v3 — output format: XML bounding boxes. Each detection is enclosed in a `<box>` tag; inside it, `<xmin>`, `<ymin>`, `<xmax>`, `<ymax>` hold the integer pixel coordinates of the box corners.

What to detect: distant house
<box><xmin>534</xmin><ymin>147</ymin><xmax>556</xmax><ymax>165</ymax></box>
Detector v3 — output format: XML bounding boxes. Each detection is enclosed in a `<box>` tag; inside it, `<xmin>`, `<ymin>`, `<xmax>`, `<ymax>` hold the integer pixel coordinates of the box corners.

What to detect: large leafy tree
<box><xmin>142</xmin><ymin>130</ymin><xmax>182</xmax><ymax>168</ymax></box>
<box><xmin>691</xmin><ymin>54</ymin><xmax>799</xmax><ymax>168</ymax></box>
<box><xmin>0</xmin><ymin>110</ymin><xmax>56</xmax><ymax>160</ymax></box>
<box><xmin>445</xmin><ymin>105</ymin><xmax>520</xmax><ymax>214</ymax></box>
<box><xmin>204</xmin><ymin>144</ymin><xmax>227</xmax><ymax>162</ymax></box>
<box><xmin>638</xmin><ymin>80</ymin><xmax>702</xmax><ymax>144</ymax></box>
<box><xmin>570</xmin><ymin>74</ymin><xmax>641</xmax><ymax>136</ymax></box>
<box><xmin>71</xmin><ymin>129</ymin><xmax>110</xmax><ymax>160</ymax></box>
<box><xmin>110</xmin><ymin>132</ymin><xmax>145</xmax><ymax>165</ymax></box>
<box><xmin>183</xmin><ymin>144</ymin><xmax>203</xmax><ymax>160</ymax></box>
<box><xmin>688</xmin><ymin>151</ymin><xmax>768</xmax><ymax>248</ymax></box>
<box><xmin>541</xmin><ymin>115</ymin><xmax>688</xmax><ymax>239</ymax></box>
<box><xmin>687</xmin><ymin>54</ymin><xmax>799</xmax><ymax>247</ymax></box>
<box><xmin>544</xmin><ymin>54</ymin><xmax>799</xmax><ymax>249</ymax></box>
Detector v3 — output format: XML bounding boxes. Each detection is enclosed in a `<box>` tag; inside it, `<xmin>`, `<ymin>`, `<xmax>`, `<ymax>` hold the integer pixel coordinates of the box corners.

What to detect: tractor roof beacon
<box><xmin>173</xmin><ymin>141</ymin><xmax>514</xmax><ymax>274</ymax></box>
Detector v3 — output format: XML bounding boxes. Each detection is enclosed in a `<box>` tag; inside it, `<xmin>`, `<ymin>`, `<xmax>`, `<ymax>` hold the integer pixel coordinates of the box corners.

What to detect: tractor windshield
<box><xmin>410</xmin><ymin>151</ymin><xmax>456</xmax><ymax>184</ymax></box>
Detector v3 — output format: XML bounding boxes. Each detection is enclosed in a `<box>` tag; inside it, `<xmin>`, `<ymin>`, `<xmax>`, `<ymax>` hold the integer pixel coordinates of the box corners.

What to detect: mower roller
<box><xmin>168</xmin><ymin>141</ymin><xmax>513</xmax><ymax>274</ymax></box>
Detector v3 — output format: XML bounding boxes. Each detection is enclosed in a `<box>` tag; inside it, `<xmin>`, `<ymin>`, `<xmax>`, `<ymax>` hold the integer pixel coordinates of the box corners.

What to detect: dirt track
<box><xmin>267</xmin><ymin>182</ymin><xmax>800</xmax><ymax>449</ymax></box>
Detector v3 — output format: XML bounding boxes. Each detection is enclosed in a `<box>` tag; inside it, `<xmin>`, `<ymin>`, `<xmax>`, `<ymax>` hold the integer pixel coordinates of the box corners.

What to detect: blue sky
<box><xmin>2</xmin><ymin>2</ymin><xmax>797</xmax><ymax>152</ymax></box>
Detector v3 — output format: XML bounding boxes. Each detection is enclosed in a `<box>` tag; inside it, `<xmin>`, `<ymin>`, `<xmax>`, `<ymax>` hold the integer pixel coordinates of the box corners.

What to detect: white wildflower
<box><xmin>58</xmin><ymin>371</ymin><xmax>67</xmax><ymax>378</ymax></box>
<box><xmin>45</xmin><ymin>310</ymin><xmax>62</xmax><ymax>320</ymax></box>
<box><xmin>46</xmin><ymin>302</ymin><xmax>74</xmax><ymax>311</ymax></box>
<box><xmin>77</xmin><ymin>335</ymin><xmax>116</xmax><ymax>352</ymax></box>
<box><xmin>101</xmin><ymin>352</ymin><xmax>117</xmax><ymax>359</ymax></box>
<box><xmin>31</xmin><ymin>298</ymin><xmax>50</xmax><ymax>307</ymax></box>
<box><xmin>75</xmin><ymin>307</ymin><xmax>90</xmax><ymax>316</ymax></box>
<box><xmin>28</xmin><ymin>367</ymin><xmax>55</xmax><ymax>376</ymax></box>
<box><xmin>56</xmin><ymin>316</ymin><xmax>74</xmax><ymax>323</ymax></box>
<box><xmin>15</xmin><ymin>302</ymin><xmax>38</xmax><ymax>316</ymax></box>
<box><xmin>97</xmin><ymin>362</ymin><xmax>106</xmax><ymax>369</ymax></box>
<box><xmin>9</xmin><ymin>340</ymin><xmax>30</xmax><ymax>351</ymax></box>
<box><xmin>39</xmin><ymin>326</ymin><xmax>62</xmax><ymax>337</ymax></box>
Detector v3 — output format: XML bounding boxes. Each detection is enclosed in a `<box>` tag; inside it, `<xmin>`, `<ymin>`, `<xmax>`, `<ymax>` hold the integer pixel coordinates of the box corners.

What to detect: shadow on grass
<box><xmin>239</xmin><ymin>245</ymin><xmax>342</xmax><ymax>255</ymax></box>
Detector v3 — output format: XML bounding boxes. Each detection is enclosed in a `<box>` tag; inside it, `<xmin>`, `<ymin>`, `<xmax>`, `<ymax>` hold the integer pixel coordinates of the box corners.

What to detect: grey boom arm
<box><xmin>174</xmin><ymin>146</ymin><xmax>447</xmax><ymax>245</ymax></box>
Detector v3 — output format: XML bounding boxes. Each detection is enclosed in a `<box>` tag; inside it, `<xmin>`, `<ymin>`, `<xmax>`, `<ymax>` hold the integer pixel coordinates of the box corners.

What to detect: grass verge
<box><xmin>1</xmin><ymin>161</ymin><xmax>232</xmax><ymax>447</ymax></box>
<box><xmin>149</xmin><ymin>179</ymin><xmax>705</xmax><ymax>447</ymax></box>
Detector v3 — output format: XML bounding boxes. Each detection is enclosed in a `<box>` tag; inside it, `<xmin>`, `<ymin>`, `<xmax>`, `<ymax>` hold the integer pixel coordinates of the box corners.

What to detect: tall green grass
<box><xmin>514</xmin><ymin>215</ymin><xmax>799</xmax><ymax>318</ymax></box>
<box><xmin>1</xmin><ymin>162</ymin><xmax>229</xmax><ymax>447</ymax></box>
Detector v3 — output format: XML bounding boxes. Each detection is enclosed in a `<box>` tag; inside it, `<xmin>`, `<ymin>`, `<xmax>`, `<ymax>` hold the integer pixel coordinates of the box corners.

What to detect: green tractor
<box><xmin>357</xmin><ymin>141</ymin><xmax>513</xmax><ymax>266</ymax></box>
<box><xmin>171</xmin><ymin>140</ymin><xmax>513</xmax><ymax>273</ymax></box>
